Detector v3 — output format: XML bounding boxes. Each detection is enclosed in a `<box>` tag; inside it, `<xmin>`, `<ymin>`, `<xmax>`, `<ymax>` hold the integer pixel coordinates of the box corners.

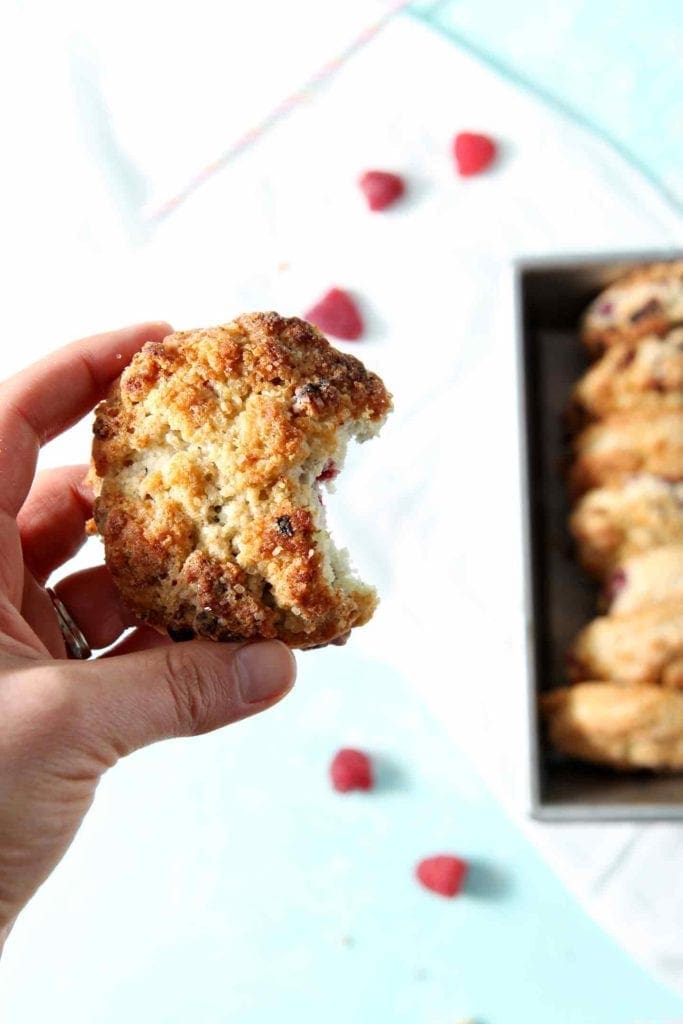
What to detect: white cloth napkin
<box><xmin>5</xmin><ymin>8</ymin><xmax>683</xmax><ymax>995</ymax></box>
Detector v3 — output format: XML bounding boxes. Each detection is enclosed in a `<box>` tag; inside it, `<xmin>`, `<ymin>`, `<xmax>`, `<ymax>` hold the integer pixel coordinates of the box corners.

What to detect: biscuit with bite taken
<box><xmin>87</xmin><ymin>312</ymin><xmax>392</xmax><ymax>649</ymax></box>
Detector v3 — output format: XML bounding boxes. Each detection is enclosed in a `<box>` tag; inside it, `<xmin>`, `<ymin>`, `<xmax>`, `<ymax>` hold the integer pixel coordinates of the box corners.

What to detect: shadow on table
<box><xmin>372</xmin><ymin>753</ymin><xmax>411</xmax><ymax>794</ymax></box>
<box><xmin>465</xmin><ymin>858</ymin><xmax>511</xmax><ymax>900</ymax></box>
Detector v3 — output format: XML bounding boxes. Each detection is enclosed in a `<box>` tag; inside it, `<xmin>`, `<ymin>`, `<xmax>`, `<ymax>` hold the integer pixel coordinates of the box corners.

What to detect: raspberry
<box><xmin>358</xmin><ymin>170</ymin><xmax>405</xmax><ymax>211</ymax></box>
<box><xmin>605</xmin><ymin>568</ymin><xmax>627</xmax><ymax>604</ymax></box>
<box><xmin>316</xmin><ymin>460</ymin><xmax>339</xmax><ymax>483</ymax></box>
<box><xmin>305</xmin><ymin>289</ymin><xmax>363</xmax><ymax>341</ymax></box>
<box><xmin>616</xmin><ymin>348</ymin><xmax>636</xmax><ymax>370</ymax></box>
<box><xmin>452</xmin><ymin>132</ymin><xmax>497</xmax><ymax>177</ymax></box>
<box><xmin>416</xmin><ymin>855</ymin><xmax>468</xmax><ymax>897</ymax></box>
<box><xmin>630</xmin><ymin>298</ymin><xmax>661</xmax><ymax>324</ymax></box>
<box><xmin>330</xmin><ymin>748</ymin><xmax>373</xmax><ymax>792</ymax></box>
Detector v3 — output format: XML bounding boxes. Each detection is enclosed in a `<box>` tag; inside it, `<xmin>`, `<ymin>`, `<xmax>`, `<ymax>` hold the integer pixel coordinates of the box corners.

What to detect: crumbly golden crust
<box><xmin>570</xmin><ymin>476</ymin><xmax>683</xmax><ymax>577</ymax></box>
<box><xmin>570</xmin><ymin>328</ymin><xmax>683</xmax><ymax>423</ymax></box>
<box><xmin>606</xmin><ymin>543</ymin><xmax>683</xmax><ymax>616</ymax></box>
<box><xmin>569</xmin><ymin>409</ymin><xmax>683</xmax><ymax>497</ymax></box>
<box><xmin>542</xmin><ymin>683</ymin><xmax>683</xmax><ymax>771</ymax></box>
<box><xmin>581</xmin><ymin>261</ymin><xmax>683</xmax><ymax>356</ymax></box>
<box><xmin>568</xmin><ymin>600</ymin><xmax>683</xmax><ymax>686</ymax></box>
<box><xmin>89</xmin><ymin>312</ymin><xmax>392</xmax><ymax>648</ymax></box>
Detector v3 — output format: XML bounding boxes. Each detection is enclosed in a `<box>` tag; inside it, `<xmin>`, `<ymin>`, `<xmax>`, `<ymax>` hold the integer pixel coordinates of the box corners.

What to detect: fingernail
<box><xmin>235</xmin><ymin>641</ymin><xmax>296</xmax><ymax>704</ymax></box>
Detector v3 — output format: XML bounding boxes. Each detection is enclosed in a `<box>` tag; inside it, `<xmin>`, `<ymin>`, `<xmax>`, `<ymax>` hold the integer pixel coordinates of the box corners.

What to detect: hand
<box><xmin>0</xmin><ymin>324</ymin><xmax>296</xmax><ymax>947</ymax></box>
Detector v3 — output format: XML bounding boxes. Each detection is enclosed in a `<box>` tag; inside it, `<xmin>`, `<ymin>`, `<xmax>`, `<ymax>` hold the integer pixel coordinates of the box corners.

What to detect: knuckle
<box><xmin>0</xmin><ymin>666</ymin><xmax>85</xmax><ymax>761</ymax></box>
<box><xmin>161</xmin><ymin>646</ymin><xmax>234</xmax><ymax>736</ymax></box>
<box><xmin>31</xmin><ymin>671</ymin><xmax>83</xmax><ymax>737</ymax></box>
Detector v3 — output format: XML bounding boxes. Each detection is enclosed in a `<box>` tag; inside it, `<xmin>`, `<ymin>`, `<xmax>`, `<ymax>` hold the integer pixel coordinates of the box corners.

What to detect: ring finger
<box><xmin>53</xmin><ymin>565</ymin><xmax>139</xmax><ymax>651</ymax></box>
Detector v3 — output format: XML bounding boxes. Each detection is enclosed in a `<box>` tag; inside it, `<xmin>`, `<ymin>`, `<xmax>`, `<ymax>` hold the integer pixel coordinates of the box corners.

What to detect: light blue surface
<box><xmin>412</xmin><ymin>1</ymin><xmax>683</xmax><ymax>213</ymax></box>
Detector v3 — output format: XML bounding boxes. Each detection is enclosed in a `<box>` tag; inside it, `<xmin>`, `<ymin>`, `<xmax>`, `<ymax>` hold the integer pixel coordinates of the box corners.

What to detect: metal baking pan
<box><xmin>517</xmin><ymin>251</ymin><xmax>683</xmax><ymax>821</ymax></box>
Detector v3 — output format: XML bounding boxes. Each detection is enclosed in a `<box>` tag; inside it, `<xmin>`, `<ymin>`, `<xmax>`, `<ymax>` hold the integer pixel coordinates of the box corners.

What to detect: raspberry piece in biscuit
<box><xmin>416</xmin><ymin>855</ymin><xmax>468</xmax><ymax>897</ymax></box>
<box><xmin>453</xmin><ymin>132</ymin><xmax>497</xmax><ymax>177</ymax></box>
<box><xmin>305</xmin><ymin>289</ymin><xmax>364</xmax><ymax>341</ymax></box>
<box><xmin>88</xmin><ymin>313</ymin><xmax>392</xmax><ymax>649</ymax></box>
<box><xmin>604</xmin><ymin>544</ymin><xmax>683</xmax><ymax>617</ymax></box>
<box><xmin>358</xmin><ymin>170</ymin><xmax>405</xmax><ymax>211</ymax></box>
<box><xmin>316</xmin><ymin>460</ymin><xmax>339</xmax><ymax>483</ymax></box>
<box><xmin>330</xmin><ymin>748</ymin><xmax>373</xmax><ymax>792</ymax></box>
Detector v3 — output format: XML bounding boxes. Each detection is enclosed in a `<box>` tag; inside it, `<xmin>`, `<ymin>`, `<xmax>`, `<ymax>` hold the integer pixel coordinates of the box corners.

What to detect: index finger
<box><xmin>0</xmin><ymin>321</ymin><xmax>171</xmax><ymax>517</ymax></box>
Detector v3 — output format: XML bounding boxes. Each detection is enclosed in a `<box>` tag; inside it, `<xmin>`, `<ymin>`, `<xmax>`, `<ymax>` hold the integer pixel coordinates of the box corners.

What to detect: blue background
<box><xmin>412</xmin><ymin>0</ymin><xmax>683</xmax><ymax>214</ymax></box>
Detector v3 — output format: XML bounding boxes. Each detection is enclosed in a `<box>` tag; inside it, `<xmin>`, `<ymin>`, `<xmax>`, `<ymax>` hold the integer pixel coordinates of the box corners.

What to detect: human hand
<box><xmin>0</xmin><ymin>323</ymin><xmax>296</xmax><ymax>947</ymax></box>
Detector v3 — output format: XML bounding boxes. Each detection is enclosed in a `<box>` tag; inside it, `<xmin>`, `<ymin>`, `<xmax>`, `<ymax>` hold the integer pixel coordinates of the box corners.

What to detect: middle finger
<box><xmin>18</xmin><ymin>464</ymin><xmax>93</xmax><ymax>584</ymax></box>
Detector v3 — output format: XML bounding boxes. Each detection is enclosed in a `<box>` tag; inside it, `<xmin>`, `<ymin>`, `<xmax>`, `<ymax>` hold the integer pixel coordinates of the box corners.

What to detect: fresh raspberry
<box><xmin>305</xmin><ymin>289</ymin><xmax>364</xmax><ymax>341</ymax></box>
<box><xmin>358</xmin><ymin>170</ymin><xmax>405</xmax><ymax>211</ymax></box>
<box><xmin>452</xmin><ymin>132</ymin><xmax>497</xmax><ymax>177</ymax></box>
<box><xmin>416</xmin><ymin>855</ymin><xmax>468</xmax><ymax>897</ymax></box>
<box><xmin>330</xmin><ymin>748</ymin><xmax>373</xmax><ymax>792</ymax></box>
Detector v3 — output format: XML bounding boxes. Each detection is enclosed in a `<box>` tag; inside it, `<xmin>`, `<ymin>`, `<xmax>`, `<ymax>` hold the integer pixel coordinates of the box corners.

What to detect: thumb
<box><xmin>72</xmin><ymin>638</ymin><xmax>296</xmax><ymax>758</ymax></box>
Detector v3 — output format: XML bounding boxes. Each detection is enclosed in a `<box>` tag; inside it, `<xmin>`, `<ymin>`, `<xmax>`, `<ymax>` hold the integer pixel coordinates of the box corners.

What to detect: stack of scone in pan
<box><xmin>542</xmin><ymin>261</ymin><xmax>683</xmax><ymax>770</ymax></box>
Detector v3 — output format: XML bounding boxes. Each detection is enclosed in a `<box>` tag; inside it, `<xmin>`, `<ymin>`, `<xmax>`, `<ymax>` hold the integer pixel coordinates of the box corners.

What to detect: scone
<box><xmin>570</xmin><ymin>476</ymin><xmax>683</xmax><ymax>577</ymax></box>
<box><xmin>570</xmin><ymin>328</ymin><xmax>683</xmax><ymax>423</ymax></box>
<box><xmin>88</xmin><ymin>312</ymin><xmax>392</xmax><ymax>648</ymax></box>
<box><xmin>569</xmin><ymin>409</ymin><xmax>683</xmax><ymax>497</ymax></box>
<box><xmin>604</xmin><ymin>543</ymin><xmax>683</xmax><ymax>616</ymax></box>
<box><xmin>581</xmin><ymin>260</ymin><xmax>683</xmax><ymax>356</ymax></box>
<box><xmin>542</xmin><ymin>683</ymin><xmax>683</xmax><ymax>771</ymax></box>
<box><xmin>568</xmin><ymin>600</ymin><xmax>683</xmax><ymax>687</ymax></box>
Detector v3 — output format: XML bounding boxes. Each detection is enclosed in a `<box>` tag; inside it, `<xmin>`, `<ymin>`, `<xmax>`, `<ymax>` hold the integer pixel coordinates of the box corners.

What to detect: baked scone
<box><xmin>570</xmin><ymin>328</ymin><xmax>683</xmax><ymax>423</ymax></box>
<box><xmin>604</xmin><ymin>543</ymin><xmax>683</xmax><ymax>616</ymax></box>
<box><xmin>581</xmin><ymin>260</ymin><xmax>683</xmax><ymax>356</ymax></box>
<box><xmin>88</xmin><ymin>312</ymin><xmax>392</xmax><ymax>648</ymax></box>
<box><xmin>570</xmin><ymin>476</ymin><xmax>683</xmax><ymax>577</ymax></box>
<box><xmin>569</xmin><ymin>409</ymin><xmax>683</xmax><ymax>497</ymax></box>
<box><xmin>542</xmin><ymin>683</ymin><xmax>683</xmax><ymax>771</ymax></box>
<box><xmin>568</xmin><ymin>600</ymin><xmax>683</xmax><ymax>687</ymax></box>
